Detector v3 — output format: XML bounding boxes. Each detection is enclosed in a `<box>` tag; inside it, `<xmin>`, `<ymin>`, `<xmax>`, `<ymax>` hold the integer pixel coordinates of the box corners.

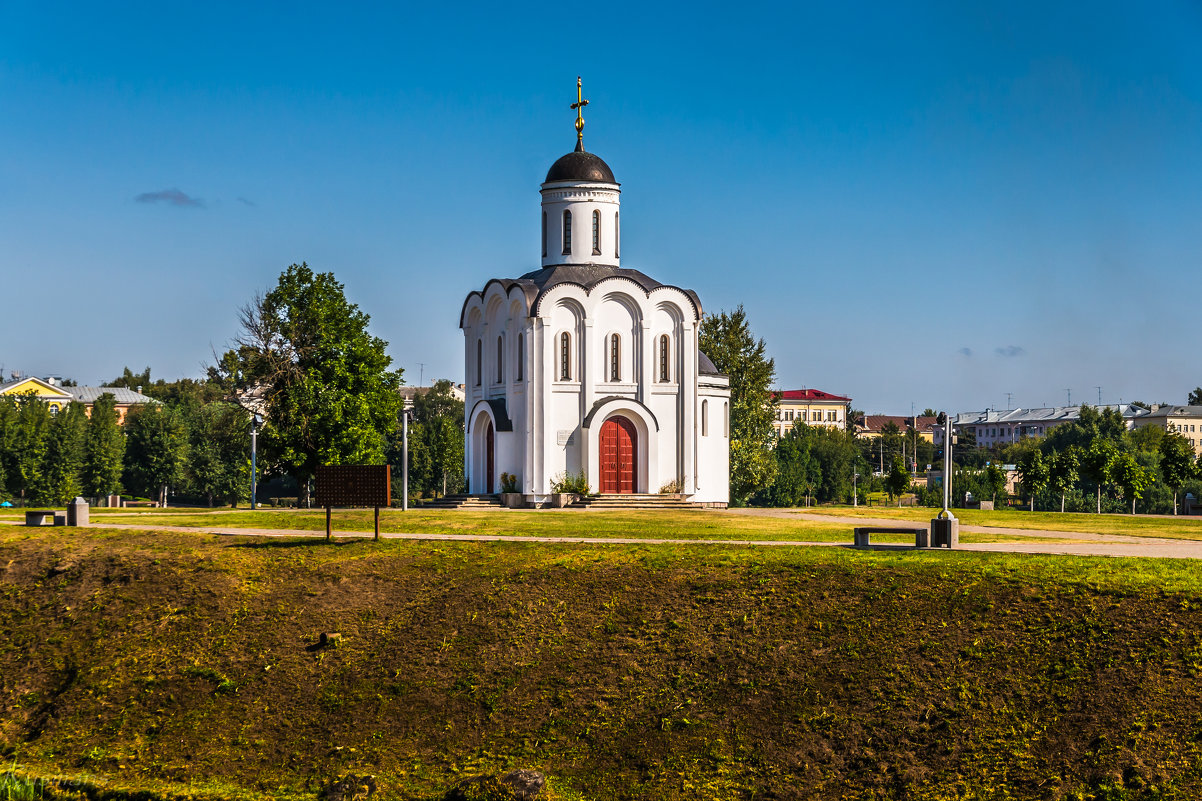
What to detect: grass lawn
<box><xmin>801</xmin><ymin>504</ymin><xmax>1202</xmax><ymax>540</ymax></box>
<box><xmin>3</xmin><ymin>526</ymin><xmax>1202</xmax><ymax>799</ymax></box>
<box><xmin>1</xmin><ymin>506</ymin><xmax>1045</xmax><ymax>544</ymax></box>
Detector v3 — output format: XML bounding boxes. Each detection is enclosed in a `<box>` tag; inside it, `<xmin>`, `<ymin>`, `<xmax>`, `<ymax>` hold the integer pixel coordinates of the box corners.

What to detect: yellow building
<box><xmin>0</xmin><ymin>376</ymin><xmax>156</xmax><ymax>422</ymax></box>
<box><xmin>855</xmin><ymin>415</ymin><xmax>938</xmax><ymax>443</ymax></box>
<box><xmin>0</xmin><ymin>376</ymin><xmax>73</xmax><ymax>413</ymax></box>
<box><xmin>1131</xmin><ymin>405</ymin><xmax>1202</xmax><ymax>456</ymax></box>
<box><xmin>772</xmin><ymin>389</ymin><xmax>852</xmax><ymax>437</ymax></box>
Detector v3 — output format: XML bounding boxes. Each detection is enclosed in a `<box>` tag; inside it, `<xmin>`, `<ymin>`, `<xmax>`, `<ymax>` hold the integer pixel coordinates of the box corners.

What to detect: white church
<box><xmin>459</xmin><ymin>82</ymin><xmax>729</xmax><ymax>506</ymax></box>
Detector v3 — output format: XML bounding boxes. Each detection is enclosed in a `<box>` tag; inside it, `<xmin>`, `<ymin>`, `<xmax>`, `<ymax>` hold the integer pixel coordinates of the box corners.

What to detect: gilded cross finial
<box><xmin>570</xmin><ymin>76</ymin><xmax>589</xmax><ymax>151</ymax></box>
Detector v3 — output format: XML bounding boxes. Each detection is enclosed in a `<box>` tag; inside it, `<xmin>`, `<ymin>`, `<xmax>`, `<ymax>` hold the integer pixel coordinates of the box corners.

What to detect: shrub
<box><xmin>500</xmin><ymin>472</ymin><xmax>519</xmax><ymax>493</ymax></box>
<box><xmin>550</xmin><ymin>472</ymin><xmax>591</xmax><ymax>495</ymax></box>
<box><xmin>659</xmin><ymin>479</ymin><xmax>682</xmax><ymax>494</ymax></box>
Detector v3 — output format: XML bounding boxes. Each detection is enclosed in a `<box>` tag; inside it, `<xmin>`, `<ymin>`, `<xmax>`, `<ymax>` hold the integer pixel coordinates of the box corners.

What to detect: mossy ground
<box><xmin>2</xmin><ymin>525</ymin><xmax>1202</xmax><ymax>799</ymax></box>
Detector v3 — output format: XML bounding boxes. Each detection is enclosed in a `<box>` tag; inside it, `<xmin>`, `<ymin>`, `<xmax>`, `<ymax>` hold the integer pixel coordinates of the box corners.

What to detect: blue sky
<box><xmin>2</xmin><ymin>1</ymin><xmax>1200</xmax><ymax>413</ymax></box>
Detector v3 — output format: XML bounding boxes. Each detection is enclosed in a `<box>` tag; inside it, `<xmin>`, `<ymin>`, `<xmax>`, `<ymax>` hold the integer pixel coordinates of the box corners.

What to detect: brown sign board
<box><xmin>315</xmin><ymin>465</ymin><xmax>391</xmax><ymax>508</ymax></box>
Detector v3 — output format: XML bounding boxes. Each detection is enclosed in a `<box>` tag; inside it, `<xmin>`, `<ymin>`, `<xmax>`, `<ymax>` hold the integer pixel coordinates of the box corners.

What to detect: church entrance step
<box><xmin>416</xmin><ymin>494</ymin><xmax>504</xmax><ymax>510</ymax></box>
<box><xmin>569</xmin><ymin>493</ymin><xmax>701</xmax><ymax>510</ymax></box>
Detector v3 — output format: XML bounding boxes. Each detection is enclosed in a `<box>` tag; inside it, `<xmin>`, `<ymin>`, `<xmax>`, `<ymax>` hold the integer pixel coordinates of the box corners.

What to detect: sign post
<box><xmin>314</xmin><ymin>465</ymin><xmax>392</xmax><ymax>542</ymax></box>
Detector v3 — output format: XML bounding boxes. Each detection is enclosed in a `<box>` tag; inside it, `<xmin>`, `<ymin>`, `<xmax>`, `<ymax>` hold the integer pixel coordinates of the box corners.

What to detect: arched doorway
<box><xmin>484</xmin><ymin>417</ymin><xmax>495</xmax><ymax>494</ymax></box>
<box><xmin>599</xmin><ymin>415</ymin><xmax>638</xmax><ymax>493</ymax></box>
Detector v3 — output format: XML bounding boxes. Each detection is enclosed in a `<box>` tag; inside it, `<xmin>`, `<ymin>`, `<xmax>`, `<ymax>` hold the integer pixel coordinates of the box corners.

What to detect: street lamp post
<box><xmin>853</xmin><ymin>472</ymin><xmax>859</xmax><ymax>507</ymax></box>
<box><xmin>402</xmin><ymin>409</ymin><xmax>411</xmax><ymax>512</ymax></box>
<box><xmin>250</xmin><ymin>413</ymin><xmax>263</xmax><ymax>509</ymax></box>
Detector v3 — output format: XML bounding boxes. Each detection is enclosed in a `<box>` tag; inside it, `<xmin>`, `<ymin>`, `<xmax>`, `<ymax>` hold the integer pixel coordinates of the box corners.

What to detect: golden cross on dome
<box><xmin>570</xmin><ymin>76</ymin><xmax>589</xmax><ymax>150</ymax></box>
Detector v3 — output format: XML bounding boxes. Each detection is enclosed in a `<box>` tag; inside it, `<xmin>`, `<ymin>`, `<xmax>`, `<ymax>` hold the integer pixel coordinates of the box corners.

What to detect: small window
<box><xmin>560</xmin><ymin>332</ymin><xmax>571</xmax><ymax>381</ymax></box>
<box><xmin>702</xmin><ymin>399</ymin><xmax>709</xmax><ymax>436</ymax></box>
<box><xmin>517</xmin><ymin>333</ymin><xmax>524</xmax><ymax>381</ymax></box>
<box><xmin>562</xmin><ymin>210</ymin><xmax>572</xmax><ymax>255</ymax></box>
<box><xmin>496</xmin><ymin>336</ymin><xmax>504</xmax><ymax>383</ymax></box>
<box><xmin>592</xmin><ymin>210</ymin><xmax>601</xmax><ymax>255</ymax></box>
<box><xmin>724</xmin><ymin>402</ymin><xmax>729</xmax><ymax>437</ymax></box>
<box><xmin>658</xmin><ymin>335</ymin><xmax>670</xmax><ymax>382</ymax></box>
<box><xmin>542</xmin><ymin>211</ymin><xmax>547</xmax><ymax>258</ymax></box>
<box><xmin>476</xmin><ymin>339</ymin><xmax>482</xmax><ymax>386</ymax></box>
<box><xmin>615</xmin><ymin>212</ymin><xmax>620</xmax><ymax>258</ymax></box>
<box><xmin>610</xmin><ymin>333</ymin><xmax>620</xmax><ymax>381</ymax></box>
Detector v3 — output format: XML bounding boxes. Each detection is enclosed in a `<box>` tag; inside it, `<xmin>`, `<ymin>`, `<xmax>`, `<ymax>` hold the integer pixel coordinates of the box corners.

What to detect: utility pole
<box><xmin>1066</xmin><ymin>388</ymin><xmax>1072</xmax><ymax>406</ymax></box>
<box><xmin>250</xmin><ymin>414</ymin><xmax>263</xmax><ymax>509</ymax></box>
<box><xmin>1096</xmin><ymin>386</ymin><xmax>1102</xmax><ymax>406</ymax></box>
<box><xmin>1005</xmin><ymin>392</ymin><xmax>1013</xmax><ymax>410</ymax></box>
<box><xmin>418</xmin><ymin>363</ymin><xmax>425</xmax><ymax>387</ymax></box>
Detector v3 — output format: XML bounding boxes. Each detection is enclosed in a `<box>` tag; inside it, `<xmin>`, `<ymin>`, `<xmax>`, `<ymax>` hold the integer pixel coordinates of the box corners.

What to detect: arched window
<box><xmin>541</xmin><ymin>211</ymin><xmax>547</xmax><ymax>258</ymax></box>
<box><xmin>659</xmin><ymin>335</ymin><xmax>670</xmax><ymax>382</ymax></box>
<box><xmin>609</xmin><ymin>333</ymin><xmax>621</xmax><ymax>381</ymax></box>
<box><xmin>724</xmin><ymin>402</ymin><xmax>729</xmax><ymax>437</ymax></box>
<box><xmin>496</xmin><ymin>336</ymin><xmax>503</xmax><ymax>383</ymax></box>
<box><xmin>516</xmin><ymin>333</ymin><xmax>524</xmax><ymax>381</ymax></box>
<box><xmin>475</xmin><ymin>339</ymin><xmax>482</xmax><ymax>386</ymax></box>
<box><xmin>615</xmin><ymin>212</ymin><xmax>620</xmax><ymax>258</ymax></box>
<box><xmin>560</xmin><ymin>332</ymin><xmax>571</xmax><ymax>380</ymax></box>
<box><xmin>702</xmin><ymin>399</ymin><xmax>709</xmax><ymax>436</ymax></box>
<box><xmin>562</xmin><ymin>210</ymin><xmax>572</xmax><ymax>255</ymax></box>
<box><xmin>592</xmin><ymin>210</ymin><xmax>601</xmax><ymax>255</ymax></box>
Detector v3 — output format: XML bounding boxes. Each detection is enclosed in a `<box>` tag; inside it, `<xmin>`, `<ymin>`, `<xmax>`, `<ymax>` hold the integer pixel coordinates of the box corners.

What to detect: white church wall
<box><xmin>694</xmin><ymin>378</ymin><xmax>731</xmax><ymax>505</ymax></box>
<box><xmin>540</xmin><ymin>183</ymin><xmax>620</xmax><ymax>268</ymax></box>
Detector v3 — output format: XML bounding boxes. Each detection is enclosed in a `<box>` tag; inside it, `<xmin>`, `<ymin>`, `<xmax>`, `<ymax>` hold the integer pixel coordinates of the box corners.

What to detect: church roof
<box><xmin>699</xmin><ymin>352</ymin><xmax>721</xmax><ymax>376</ymax></box>
<box><xmin>460</xmin><ymin>263</ymin><xmax>702</xmax><ymax>326</ymax></box>
<box><xmin>544</xmin><ymin>148</ymin><xmax>617</xmax><ymax>184</ymax></box>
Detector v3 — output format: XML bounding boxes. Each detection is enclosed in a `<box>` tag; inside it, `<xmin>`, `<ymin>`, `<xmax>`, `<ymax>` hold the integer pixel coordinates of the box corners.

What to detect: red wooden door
<box><xmin>599</xmin><ymin>416</ymin><xmax>637</xmax><ymax>493</ymax></box>
<box><xmin>485</xmin><ymin>418</ymin><xmax>495</xmax><ymax>494</ymax></box>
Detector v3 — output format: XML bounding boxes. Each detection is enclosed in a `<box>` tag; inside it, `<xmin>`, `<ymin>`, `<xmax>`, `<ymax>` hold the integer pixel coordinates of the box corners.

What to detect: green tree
<box><xmin>14</xmin><ymin>398</ymin><xmax>52</xmax><ymax>503</ymax></box>
<box><xmin>1112</xmin><ymin>451</ymin><xmax>1153</xmax><ymax>514</ymax></box>
<box><xmin>1083</xmin><ymin>439</ymin><xmax>1118</xmax><ymax>514</ymax></box>
<box><xmin>0</xmin><ymin>397</ymin><xmax>20</xmax><ymax>501</ymax></box>
<box><xmin>763</xmin><ymin>426</ymin><xmax>821</xmax><ymax>507</ymax></box>
<box><xmin>183</xmin><ymin>402</ymin><xmax>250</xmax><ymax>506</ymax></box>
<box><xmin>392</xmin><ymin>380</ymin><xmax>465</xmax><ymax>499</ymax></box>
<box><xmin>41</xmin><ymin>402</ymin><xmax>88</xmax><ymax>504</ymax></box>
<box><xmin>983</xmin><ymin>463</ymin><xmax>1007</xmax><ymax>505</ymax></box>
<box><xmin>884</xmin><ymin>456</ymin><xmax>910</xmax><ymax>506</ymax></box>
<box><xmin>1017</xmin><ymin>449</ymin><xmax>1049</xmax><ymax>511</ymax></box>
<box><xmin>1159</xmin><ymin>433</ymin><xmax>1197</xmax><ymax>515</ymax></box>
<box><xmin>1189</xmin><ymin>388</ymin><xmax>1202</xmax><ymax>406</ymax></box>
<box><xmin>82</xmin><ymin>393</ymin><xmax>125</xmax><ymax>498</ymax></box>
<box><xmin>1049</xmin><ymin>446</ymin><xmax>1081</xmax><ymax>514</ymax></box>
<box><xmin>214</xmin><ymin>264</ymin><xmax>404</xmax><ymax>504</ymax></box>
<box><xmin>699</xmin><ymin>305</ymin><xmax>777</xmax><ymax>505</ymax></box>
<box><xmin>123</xmin><ymin>404</ymin><xmax>187</xmax><ymax>506</ymax></box>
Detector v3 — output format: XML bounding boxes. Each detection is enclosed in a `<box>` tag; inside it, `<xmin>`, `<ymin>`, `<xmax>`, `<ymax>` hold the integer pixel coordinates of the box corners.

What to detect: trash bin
<box><xmin>930</xmin><ymin>516</ymin><xmax>958</xmax><ymax>548</ymax></box>
<box><xmin>67</xmin><ymin>497</ymin><xmax>90</xmax><ymax>527</ymax></box>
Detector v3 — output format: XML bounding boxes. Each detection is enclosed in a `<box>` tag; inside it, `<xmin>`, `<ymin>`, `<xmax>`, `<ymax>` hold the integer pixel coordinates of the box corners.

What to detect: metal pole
<box><xmin>402</xmin><ymin>411</ymin><xmax>409</xmax><ymax>512</ymax></box>
<box><xmin>250</xmin><ymin>425</ymin><xmax>257</xmax><ymax>510</ymax></box>
<box><xmin>941</xmin><ymin>412</ymin><xmax>954</xmax><ymax>519</ymax></box>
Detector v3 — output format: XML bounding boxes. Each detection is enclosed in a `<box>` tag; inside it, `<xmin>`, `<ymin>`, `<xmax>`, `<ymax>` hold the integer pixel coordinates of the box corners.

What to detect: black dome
<box><xmin>544</xmin><ymin>149</ymin><xmax>616</xmax><ymax>183</ymax></box>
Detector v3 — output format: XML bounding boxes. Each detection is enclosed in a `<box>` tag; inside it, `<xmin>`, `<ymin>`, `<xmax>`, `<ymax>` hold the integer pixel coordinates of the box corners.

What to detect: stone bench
<box><xmin>853</xmin><ymin>526</ymin><xmax>929</xmax><ymax>548</ymax></box>
<box><xmin>25</xmin><ymin>510</ymin><xmax>66</xmax><ymax>527</ymax></box>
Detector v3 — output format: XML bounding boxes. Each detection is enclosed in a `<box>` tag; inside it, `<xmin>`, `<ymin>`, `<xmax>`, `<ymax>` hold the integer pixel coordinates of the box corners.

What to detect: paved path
<box><xmin>733</xmin><ymin>508</ymin><xmax>1202</xmax><ymax>559</ymax></box>
<box><xmin>7</xmin><ymin>512</ymin><xmax>1202</xmax><ymax>559</ymax></box>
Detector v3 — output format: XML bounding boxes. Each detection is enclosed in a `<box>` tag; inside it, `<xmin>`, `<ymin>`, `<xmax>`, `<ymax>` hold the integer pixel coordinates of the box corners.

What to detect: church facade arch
<box><xmin>582</xmin><ymin>396</ymin><xmax>660</xmax><ymax>495</ymax></box>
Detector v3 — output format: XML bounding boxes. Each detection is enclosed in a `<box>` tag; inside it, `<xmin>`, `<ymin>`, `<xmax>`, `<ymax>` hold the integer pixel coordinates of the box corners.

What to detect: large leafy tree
<box><xmin>214</xmin><ymin>264</ymin><xmax>403</xmax><ymax>503</ymax></box>
<box><xmin>1189</xmin><ymin>388</ymin><xmax>1202</xmax><ymax>406</ymax></box>
<box><xmin>123</xmin><ymin>404</ymin><xmax>188</xmax><ymax>506</ymax></box>
<box><xmin>82</xmin><ymin>392</ymin><xmax>125</xmax><ymax>498</ymax></box>
<box><xmin>1083</xmin><ymin>438</ymin><xmax>1118</xmax><ymax>514</ymax></box>
<box><xmin>183</xmin><ymin>402</ymin><xmax>250</xmax><ymax>507</ymax></box>
<box><xmin>1159</xmin><ymin>433</ymin><xmax>1197</xmax><ymax>515</ymax></box>
<box><xmin>699</xmin><ymin>305</ymin><xmax>776</xmax><ymax>505</ymax></box>
<box><xmin>1112</xmin><ymin>451</ymin><xmax>1153</xmax><ymax>514</ymax></box>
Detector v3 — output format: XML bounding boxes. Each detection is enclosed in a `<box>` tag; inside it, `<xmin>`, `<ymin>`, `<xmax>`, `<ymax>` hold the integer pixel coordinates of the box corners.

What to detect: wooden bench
<box><xmin>25</xmin><ymin>510</ymin><xmax>66</xmax><ymax>527</ymax></box>
<box><xmin>853</xmin><ymin>526</ymin><xmax>929</xmax><ymax>548</ymax></box>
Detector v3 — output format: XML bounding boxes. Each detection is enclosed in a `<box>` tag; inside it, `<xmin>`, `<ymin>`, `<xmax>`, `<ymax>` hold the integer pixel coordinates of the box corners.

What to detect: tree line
<box><xmin>0</xmin><ymin>385</ymin><xmax>249</xmax><ymax>507</ymax></box>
